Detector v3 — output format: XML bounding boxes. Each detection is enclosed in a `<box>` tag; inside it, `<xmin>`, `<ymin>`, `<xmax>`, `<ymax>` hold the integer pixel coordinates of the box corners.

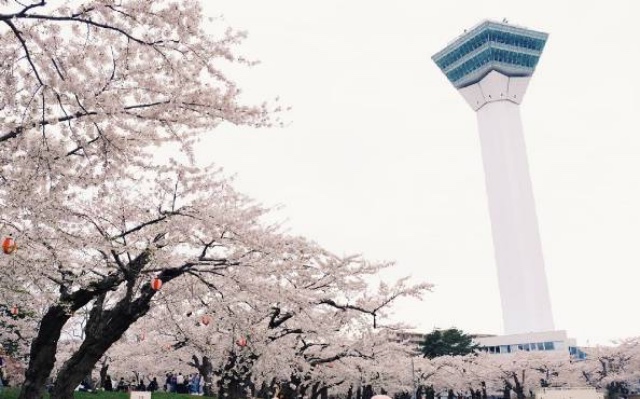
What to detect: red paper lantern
<box><xmin>200</xmin><ymin>315</ymin><xmax>212</xmax><ymax>326</ymax></box>
<box><xmin>2</xmin><ymin>237</ymin><xmax>16</xmax><ymax>255</ymax></box>
<box><xmin>236</xmin><ymin>337</ymin><xmax>247</xmax><ymax>347</ymax></box>
<box><xmin>151</xmin><ymin>277</ymin><xmax>163</xmax><ymax>291</ymax></box>
<box><xmin>10</xmin><ymin>305</ymin><xmax>18</xmax><ymax>316</ymax></box>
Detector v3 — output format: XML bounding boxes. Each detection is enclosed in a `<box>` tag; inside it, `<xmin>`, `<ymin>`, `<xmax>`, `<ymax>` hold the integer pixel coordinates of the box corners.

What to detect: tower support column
<box><xmin>476</xmin><ymin>99</ymin><xmax>554</xmax><ymax>334</ymax></box>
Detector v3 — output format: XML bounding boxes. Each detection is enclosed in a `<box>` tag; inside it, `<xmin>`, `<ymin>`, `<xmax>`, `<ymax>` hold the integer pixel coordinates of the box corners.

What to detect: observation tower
<box><xmin>432</xmin><ymin>21</ymin><xmax>554</xmax><ymax>334</ymax></box>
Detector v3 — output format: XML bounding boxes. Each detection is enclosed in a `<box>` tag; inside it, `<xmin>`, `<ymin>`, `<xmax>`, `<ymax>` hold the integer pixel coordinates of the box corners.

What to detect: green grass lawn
<box><xmin>1</xmin><ymin>388</ymin><xmax>210</xmax><ymax>399</ymax></box>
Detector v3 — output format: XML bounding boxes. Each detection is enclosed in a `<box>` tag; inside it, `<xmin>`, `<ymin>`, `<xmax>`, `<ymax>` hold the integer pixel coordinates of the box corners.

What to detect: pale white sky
<box><xmin>196</xmin><ymin>1</ymin><xmax>640</xmax><ymax>345</ymax></box>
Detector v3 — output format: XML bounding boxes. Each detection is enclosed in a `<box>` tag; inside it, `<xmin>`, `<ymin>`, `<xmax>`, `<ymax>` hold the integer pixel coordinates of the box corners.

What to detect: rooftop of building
<box><xmin>432</xmin><ymin>20</ymin><xmax>548</xmax><ymax>89</ymax></box>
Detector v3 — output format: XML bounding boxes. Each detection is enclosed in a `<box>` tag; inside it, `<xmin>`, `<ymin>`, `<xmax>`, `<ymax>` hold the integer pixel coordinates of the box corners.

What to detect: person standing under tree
<box><xmin>176</xmin><ymin>372</ymin><xmax>185</xmax><ymax>393</ymax></box>
<box><xmin>117</xmin><ymin>377</ymin><xmax>127</xmax><ymax>392</ymax></box>
<box><xmin>148</xmin><ymin>377</ymin><xmax>159</xmax><ymax>392</ymax></box>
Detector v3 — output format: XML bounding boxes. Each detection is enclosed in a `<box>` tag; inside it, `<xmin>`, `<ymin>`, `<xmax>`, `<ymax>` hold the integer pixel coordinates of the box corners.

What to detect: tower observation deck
<box><xmin>432</xmin><ymin>21</ymin><xmax>554</xmax><ymax>335</ymax></box>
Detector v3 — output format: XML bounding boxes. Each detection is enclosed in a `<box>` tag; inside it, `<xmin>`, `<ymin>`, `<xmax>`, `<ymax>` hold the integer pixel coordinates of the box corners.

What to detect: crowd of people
<box><xmin>101</xmin><ymin>372</ymin><xmax>204</xmax><ymax>395</ymax></box>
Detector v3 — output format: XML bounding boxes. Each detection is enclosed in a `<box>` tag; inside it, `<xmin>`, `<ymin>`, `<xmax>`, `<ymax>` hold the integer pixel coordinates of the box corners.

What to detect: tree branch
<box><xmin>18</xmin><ymin>13</ymin><xmax>180</xmax><ymax>47</ymax></box>
<box><xmin>0</xmin><ymin>100</ymin><xmax>170</xmax><ymax>143</ymax></box>
<box><xmin>3</xmin><ymin>18</ymin><xmax>44</xmax><ymax>85</ymax></box>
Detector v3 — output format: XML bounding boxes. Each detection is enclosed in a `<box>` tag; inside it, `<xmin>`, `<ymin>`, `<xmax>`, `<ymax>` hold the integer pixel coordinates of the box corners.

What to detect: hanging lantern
<box><xmin>236</xmin><ymin>337</ymin><xmax>247</xmax><ymax>347</ymax></box>
<box><xmin>151</xmin><ymin>277</ymin><xmax>163</xmax><ymax>291</ymax></box>
<box><xmin>200</xmin><ymin>314</ymin><xmax>212</xmax><ymax>326</ymax></box>
<box><xmin>2</xmin><ymin>237</ymin><xmax>17</xmax><ymax>255</ymax></box>
<box><xmin>10</xmin><ymin>305</ymin><xmax>18</xmax><ymax>316</ymax></box>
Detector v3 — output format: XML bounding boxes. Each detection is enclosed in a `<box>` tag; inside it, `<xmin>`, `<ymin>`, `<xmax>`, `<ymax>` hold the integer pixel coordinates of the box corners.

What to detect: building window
<box><xmin>543</xmin><ymin>342</ymin><xmax>554</xmax><ymax>351</ymax></box>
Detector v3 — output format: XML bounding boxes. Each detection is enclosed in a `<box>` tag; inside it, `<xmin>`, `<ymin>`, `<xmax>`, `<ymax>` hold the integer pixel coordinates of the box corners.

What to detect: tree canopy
<box><xmin>0</xmin><ymin>2</ymin><xmax>431</xmax><ymax>399</ymax></box>
<box><xmin>419</xmin><ymin>328</ymin><xmax>478</xmax><ymax>359</ymax></box>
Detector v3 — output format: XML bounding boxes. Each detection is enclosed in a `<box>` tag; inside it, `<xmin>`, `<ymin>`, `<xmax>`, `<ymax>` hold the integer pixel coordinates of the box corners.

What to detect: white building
<box><xmin>474</xmin><ymin>330</ymin><xmax>586</xmax><ymax>359</ymax></box>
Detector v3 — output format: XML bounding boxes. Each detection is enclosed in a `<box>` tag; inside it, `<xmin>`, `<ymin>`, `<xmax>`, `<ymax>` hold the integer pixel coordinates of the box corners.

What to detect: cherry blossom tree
<box><xmin>109</xmin><ymin>267</ymin><xmax>428</xmax><ymax>398</ymax></box>
<box><xmin>428</xmin><ymin>355</ymin><xmax>482</xmax><ymax>398</ymax></box>
<box><xmin>4</xmin><ymin>158</ymin><xmax>433</xmax><ymax>399</ymax></box>
<box><xmin>0</xmin><ymin>4</ymin><xmax>432</xmax><ymax>399</ymax></box>
<box><xmin>91</xmin><ymin>272</ymin><xmax>429</xmax><ymax>399</ymax></box>
<box><xmin>412</xmin><ymin>355</ymin><xmax>449</xmax><ymax>399</ymax></box>
<box><xmin>422</xmin><ymin>352</ymin><xmax>576</xmax><ymax>399</ymax></box>
<box><xmin>481</xmin><ymin>352</ymin><xmax>575</xmax><ymax>399</ymax></box>
<box><xmin>576</xmin><ymin>338</ymin><xmax>640</xmax><ymax>399</ymax></box>
<box><xmin>0</xmin><ymin>0</ymin><xmax>269</xmax><ymax>397</ymax></box>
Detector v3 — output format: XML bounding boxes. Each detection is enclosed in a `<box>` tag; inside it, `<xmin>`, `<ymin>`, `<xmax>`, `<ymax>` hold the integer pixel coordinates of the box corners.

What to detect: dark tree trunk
<box><xmin>363</xmin><ymin>385</ymin><xmax>374</xmax><ymax>399</ymax></box>
<box><xmin>50</xmin><ymin>332</ymin><xmax>110</xmax><ymax>399</ymax></box>
<box><xmin>512</xmin><ymin>373</ymin><xmax>526</xmax><ymax>399</ymax></box>
<box><xmin>299</xmin><ymin>382</ymin><xmax>309</xmax><ymax>399</ymax></box>
<box><xmin>503</xmin><ymin>386</ymin><xmax>512</xmax><ymax>399</ymax></box>
<box><xmin>426</xmin><ymin>385</ymin><xmax>435</xmax><ymax>399</ymax></box>
<box><xmin>221</xmin><ymin>377</ymin><xmax>249</xmax><ymax>399</ymax></box>
<box><xmin>269</xmin><ymin>378</ymin><xmax>279</xmax><ymax>399</ymax></box>
<box><xmin>217</xmin><ymin>352</ymin><xmax>255</xmax><ymax>399</ymax></box>
<box><xmin>279</xmin><ymin>376</ymin><xmax>299</xmax><ymax>399</ymax></box>
<box><xmin>311</xmin><ymin>383</ymin><xmax>320</xmax><ymax>399</ymax></box>
<box><xmin>347</xmin><ymin>386</ymin><xmax>354</xmax><ymax>399</ymax></box>
<box><xmin>309</xmin><ymin>382</ymin><xmax>328</xmax><ymax>399</ymax></box>
<box><xmin>50</xmin><ymin>290</ymin><xmax>155</xmax><ymax>399</ymax></box>
<box><xmin>20</xmin><ymin>244</ymin><xmax>180</xmax><ymax>399</ymax></box>
<box><xmin>18</xmin><ymin>306</ymin><xmax>71</xmax><ymax>399</ymax></box>
<box><xmin>191</xmin><ymin>355</ymin><xmax>215</xmax><ymax>397</ymax></box>
<box><xmin>98</xmin><ymin>361</ymin><xmax>109</xmax><ymax>389</ymax></box>
<box><xmin>257</xmin><ymin>381</ymin><xmax>270</xmax><ymax>399</ymax></box>
<box><xmin>320</xmin><ymin>386</ymin><xmax>329</xmax><ymax>399</ymax></box>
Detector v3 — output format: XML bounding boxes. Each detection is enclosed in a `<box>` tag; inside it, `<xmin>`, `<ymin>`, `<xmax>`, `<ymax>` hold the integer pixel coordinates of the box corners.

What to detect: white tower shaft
<box><xmin>465</xmin><ymin>73</ymin><xmax>554</xmax><ymax>334</ymax></box>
